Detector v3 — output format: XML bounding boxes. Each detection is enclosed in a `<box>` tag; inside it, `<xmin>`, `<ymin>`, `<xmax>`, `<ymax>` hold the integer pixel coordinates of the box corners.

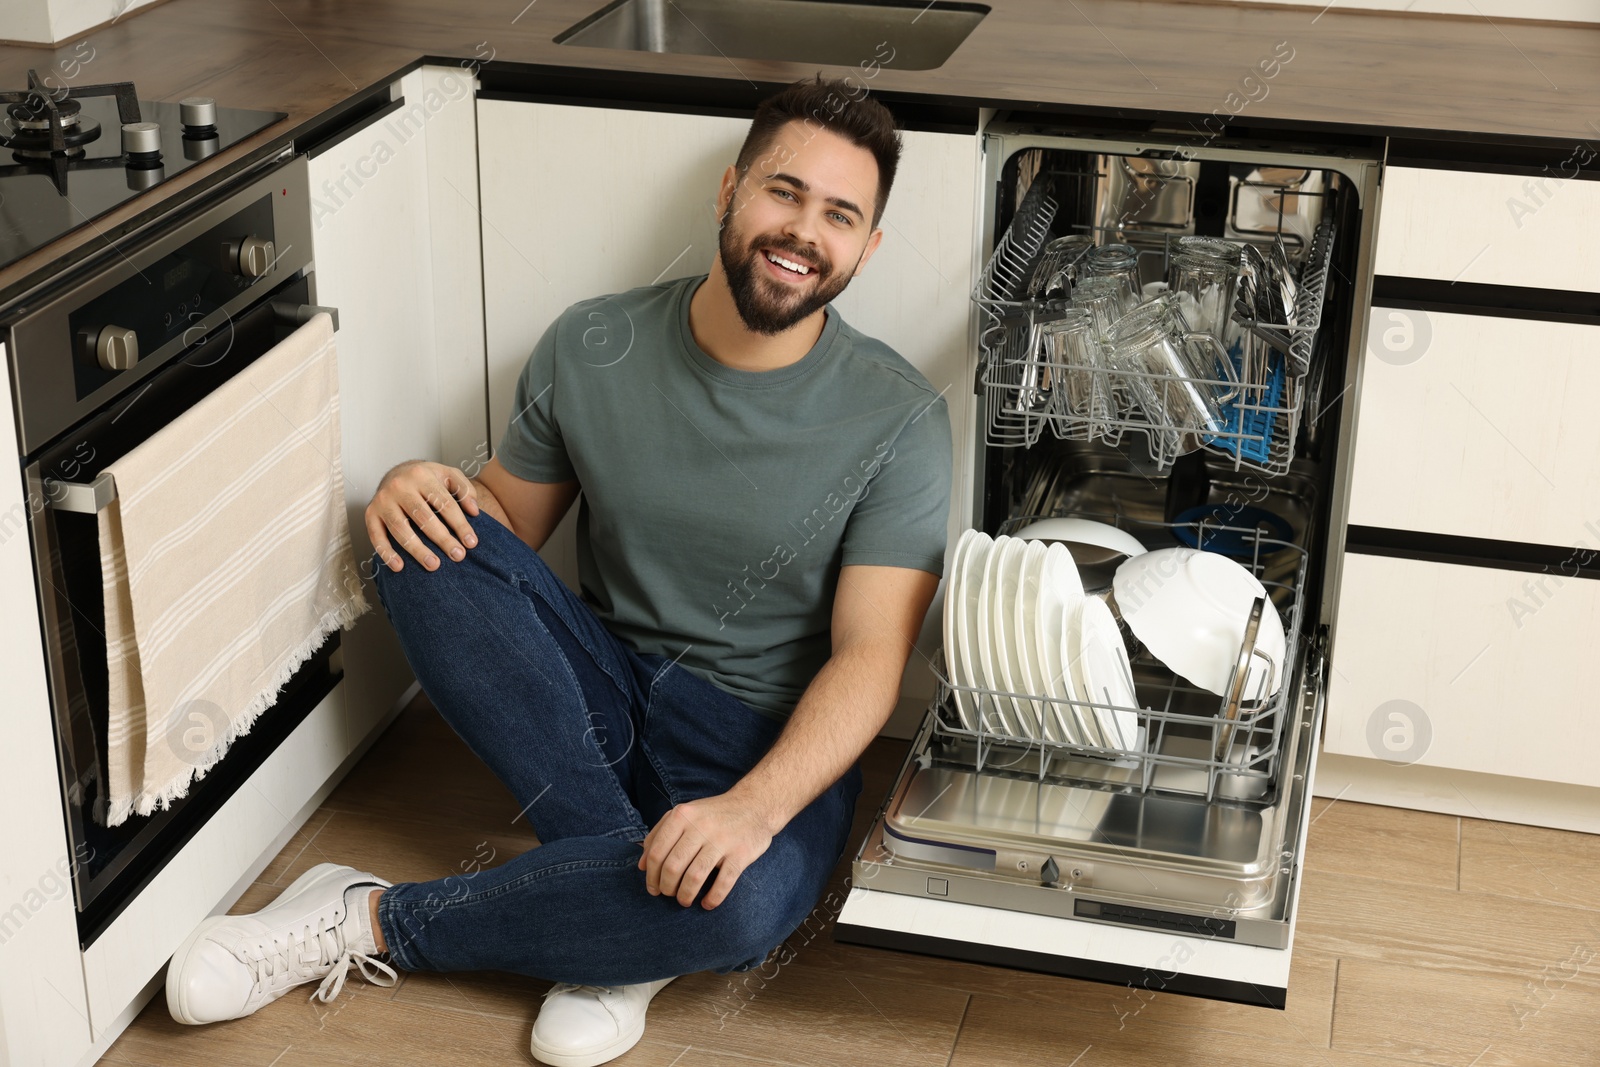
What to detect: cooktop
<box><xmin>0</xmin><ymin>70</ymin><xmax>285</xmax><ymax>273</ymax></box>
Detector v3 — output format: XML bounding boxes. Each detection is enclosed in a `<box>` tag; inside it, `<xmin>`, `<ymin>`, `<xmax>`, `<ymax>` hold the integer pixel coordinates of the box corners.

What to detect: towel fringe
<box><xmin>108</xmin><ymin>589</ymin><xmax>370</xmax><ymax>825</ymax></box>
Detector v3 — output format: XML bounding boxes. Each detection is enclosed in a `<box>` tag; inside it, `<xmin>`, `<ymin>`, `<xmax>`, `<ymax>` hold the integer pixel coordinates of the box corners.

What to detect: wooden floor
<box><xmin>105</xmin><ymin>694</ymin><xmax>1600</xmax><ymax>1067</ymax></box>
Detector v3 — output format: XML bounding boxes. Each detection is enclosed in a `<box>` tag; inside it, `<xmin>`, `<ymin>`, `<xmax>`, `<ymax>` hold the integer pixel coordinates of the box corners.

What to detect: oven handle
<box><xmin>42</xmin><ymin>301</ymin><xmax>340</xmax><ymax>514</ymax></box>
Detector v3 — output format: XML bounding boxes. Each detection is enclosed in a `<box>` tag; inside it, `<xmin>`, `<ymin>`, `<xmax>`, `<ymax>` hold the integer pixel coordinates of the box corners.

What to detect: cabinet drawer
<box><xmin>1375</xmin><ymin>166</ymin><xmax>1600</xmax><ymax>292</ymax></box>
<box><xmin>1326</xmin><ymin>553</ymin><xmax>1600</xmax><ymax>786</ymax></box>
<box><xmin>1348</xmin><ymin>307</ymin><xmax>1600</xmax><ymax>546</ymax></box>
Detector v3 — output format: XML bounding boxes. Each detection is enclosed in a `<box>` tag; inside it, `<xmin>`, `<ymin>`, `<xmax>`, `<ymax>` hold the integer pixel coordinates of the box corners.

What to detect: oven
<box><xmin>4</xmin><ymin>150</ymin><xmax>343</xmax><ymax>945</ymax></box>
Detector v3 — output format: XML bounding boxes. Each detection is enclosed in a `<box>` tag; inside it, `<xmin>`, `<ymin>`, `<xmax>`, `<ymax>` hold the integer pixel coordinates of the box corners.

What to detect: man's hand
<box><xmin>365</xmin><ymin>460</ymin><xmax>482</xmax><ymax>573</ymax></box>
<box><xmin>637</xmin><ymin>793</ymin><xmax>773</xmax><ymax>909</ymax></box>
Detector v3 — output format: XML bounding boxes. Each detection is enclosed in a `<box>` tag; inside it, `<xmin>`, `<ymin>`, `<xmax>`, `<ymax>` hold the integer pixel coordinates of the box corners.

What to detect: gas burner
<box><xmin>9</xmin><ymin>96</ymin><xmax>82</xmax><ymax>128</ymax></box>
<box><xmin>0</xmin><ymin>69</ymin><xmax>139</xmax><ymax>156</ymax></box>
<box><xmin>10</xmin><ymin>144</ymin><xmax>88</xmax><ymax>162</ymax></box>
<box><xmin>3</xmin><ymin>101</ymin><xmax>102</xmax><ymax>153</ymax></box>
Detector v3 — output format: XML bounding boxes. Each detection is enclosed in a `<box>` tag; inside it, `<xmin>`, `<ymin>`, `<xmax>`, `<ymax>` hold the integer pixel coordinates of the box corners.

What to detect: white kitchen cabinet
<box><xmin>1347</xmin><ymin>307</ymin><xmax>1600</xmax><ymax>546</ymax></box>
<box><xmin>1321</xmin><ymin>159</ymin><xmax>1600</xmax><ymax>828</ymax></box>
<box><xmin>827</xmin><ymin>131</ymin><xmax>980</xmax><ymax>718</ymax></box>
<box><xmin>1374</xmin><ymin>165</ymin><xmax>1600</xmax><ymax>291</ymax></box>
<box><xmin>309</xmin><ymin>64</ymin><xmax>488</xmax><ymax>747</ymax></box>
<box><xmin>79</xmin><ymin>686</ymin><xmax>350</xmax><ymax>1042</ymax></box>
<box><xmin>1325</xmin><ymin>551</ymin><xmax>1600</xmax><ymax>788</ymax></box>
<box><xmin>477</xmin><ymin>100</ymin><xmax>977</xmax><ymax>727</ymax></box>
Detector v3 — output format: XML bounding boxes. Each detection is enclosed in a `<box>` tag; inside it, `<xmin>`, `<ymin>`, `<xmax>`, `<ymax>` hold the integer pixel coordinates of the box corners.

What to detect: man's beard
<box><xmin>718</xmin><ymin>206</ymin><xmax>857</xmax><ymax>336</ymax></box>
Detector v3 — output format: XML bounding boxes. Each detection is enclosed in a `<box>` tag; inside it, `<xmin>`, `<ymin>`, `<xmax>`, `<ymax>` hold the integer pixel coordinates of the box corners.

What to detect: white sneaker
<box><xmin>165</xmin><ymin>862</ymin><xmax>396</xmax><ymax>1025</ymax></box>
<box><xmin>530</xmin><ymin>976</ymin><xmax>678</xmax><ymax>1066</ymax></box>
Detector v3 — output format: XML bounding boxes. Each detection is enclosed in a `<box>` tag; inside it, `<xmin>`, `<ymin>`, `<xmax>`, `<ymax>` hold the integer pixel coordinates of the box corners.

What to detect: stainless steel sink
<box><xmin>555</xmin><ymin>0</ymin><xmax>989</xmax><ymax>71</ymax></box>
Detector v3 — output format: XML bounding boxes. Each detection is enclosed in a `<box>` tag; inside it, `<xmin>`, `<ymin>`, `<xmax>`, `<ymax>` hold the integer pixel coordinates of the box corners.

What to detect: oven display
<box><xmin>67</xmin><ymin>193</ymin><xmax>276</xmax><ymax>400</ymax></box>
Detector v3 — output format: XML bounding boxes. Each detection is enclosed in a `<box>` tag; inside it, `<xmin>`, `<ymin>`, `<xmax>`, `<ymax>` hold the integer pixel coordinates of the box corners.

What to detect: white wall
<box><xmin>0</xmin><ymin>0</ymin><xmax>160</xmax><ymax>44</ymax></box>
<box><xmin>0</xmin><ymin>0</ymin><xmax>52</xmax><ymax>42</ymax></box>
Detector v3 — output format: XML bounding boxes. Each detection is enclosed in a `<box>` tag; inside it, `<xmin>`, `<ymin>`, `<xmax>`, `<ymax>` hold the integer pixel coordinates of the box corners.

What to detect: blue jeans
<box><xmin>367</xmin><ymin>509</ymin><xmax>863</xmax><ymax>986</ymax></box>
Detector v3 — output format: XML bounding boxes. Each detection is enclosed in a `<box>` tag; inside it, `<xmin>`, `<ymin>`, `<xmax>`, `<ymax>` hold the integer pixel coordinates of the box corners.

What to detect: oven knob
<box><xmin>94</xmin><ymin>327</ymin><xmax>139</xmax><ymax>371</ymax></box>
<box><xmin>225</xmin><ymin>235</ymin><xmax>276</xmax><ymax>278</ymax></box>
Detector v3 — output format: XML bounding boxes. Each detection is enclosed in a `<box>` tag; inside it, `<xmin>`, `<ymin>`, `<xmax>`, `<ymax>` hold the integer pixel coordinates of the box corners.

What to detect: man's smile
<box><xmin>760</xmin><ymin>247</ymin><xmax>816</xmax><ymax>281</ymax></box>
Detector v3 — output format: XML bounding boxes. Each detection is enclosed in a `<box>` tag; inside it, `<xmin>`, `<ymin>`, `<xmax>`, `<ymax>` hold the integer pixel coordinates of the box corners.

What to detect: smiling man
<box><xmin>164</xmin><ymin>77</ymin><xmax>951</xmax><ymax>1067</ymax></box>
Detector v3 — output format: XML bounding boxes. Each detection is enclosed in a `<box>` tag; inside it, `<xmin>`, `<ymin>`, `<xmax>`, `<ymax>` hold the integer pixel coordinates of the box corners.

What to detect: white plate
<box><xmin>1012</xmin><ymin>539</ymin><xmax>1051</xmax><ymax>740</ymax></box>
<box><xmin>942</xmin><ymin>530</ymin><xmax>984</xmax><ymax>730</ymax></box>
<box><xmin>1014</xmin><ymin>517</ymin><xmax>1147</xmax><ymax>559</ymax></box>
<box><xmin>1060</xmin><ymin>598</ymin><xmax>1110</xmax><ymax>747</ymax></box>
<box><xmin>953</xmin><ymin>531</ymin><xmax>994</xmax><ymax>731</ymax></box>
<box><xmin>1073</xmin><ymin>596</ymin><xmax>1141</xmax><ymax>750</ymax></box>
<box><xmin>988</xmin><ymin>537</ymin><xmax>1033</xmax><ymax>738</ymax></box>
<box><xmin>974</xmin><ymin>535</ymin><xmax>1017</xmax><ymax>736</ymax></box>
<box><xmin>1033</xmin><ymin>543</ymin><xmax>1084</xmax><ymax>744</ymax></box>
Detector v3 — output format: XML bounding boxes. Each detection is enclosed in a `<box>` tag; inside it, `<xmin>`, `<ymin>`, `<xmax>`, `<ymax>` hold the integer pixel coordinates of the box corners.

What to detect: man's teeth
<box><xmin>765</xmin><ymin>250</ymin><xmax>811</xmax><ymax>275</ymax></box>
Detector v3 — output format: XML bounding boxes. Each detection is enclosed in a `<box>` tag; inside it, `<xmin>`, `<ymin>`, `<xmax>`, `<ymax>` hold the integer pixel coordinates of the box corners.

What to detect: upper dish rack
<box><xmin>926</xmin><ymin>513</ymin><xmax>1311</xmax><ymax>804</ymax></box>
<box><xmin>972</xmin><ymin>175</ymin><xmax>1337</xmax><ymax>476</ymax></box>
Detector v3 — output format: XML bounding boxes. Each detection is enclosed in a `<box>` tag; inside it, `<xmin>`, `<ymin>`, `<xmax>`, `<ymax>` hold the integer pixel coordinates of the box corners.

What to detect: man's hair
<box><xmin>735</xmin><ymin>76</ymin><xmax>902</xmax><ymax>227</ymax></box>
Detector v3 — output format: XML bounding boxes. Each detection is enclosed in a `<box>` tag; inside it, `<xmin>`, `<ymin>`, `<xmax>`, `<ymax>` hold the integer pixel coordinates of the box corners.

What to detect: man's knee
<box><xmin>701</xmin><ymin>869</ymin><xmax>813</xmax><ymax>970</ymax></box>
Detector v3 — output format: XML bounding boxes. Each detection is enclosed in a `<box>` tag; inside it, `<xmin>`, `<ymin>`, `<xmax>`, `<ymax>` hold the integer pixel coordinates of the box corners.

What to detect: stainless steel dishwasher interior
<box><xmin>555</xmin><ymin>0</ymin><xmax>990</xmax><ymax>70</ymax></box>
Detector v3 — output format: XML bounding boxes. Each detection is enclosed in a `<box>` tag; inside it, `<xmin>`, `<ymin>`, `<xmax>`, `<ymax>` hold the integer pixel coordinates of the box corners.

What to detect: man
<box><xmin>164</xmin><ymin>76</ymin><xmax>951</xmax><ymax>1067</ymax></box>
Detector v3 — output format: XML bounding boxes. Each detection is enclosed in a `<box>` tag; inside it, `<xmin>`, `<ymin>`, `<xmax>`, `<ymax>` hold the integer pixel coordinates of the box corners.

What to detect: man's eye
<box><xmin>829</xmin><ymin>212</ymin><xmax>851</xmax><ymax>225</ymax></box>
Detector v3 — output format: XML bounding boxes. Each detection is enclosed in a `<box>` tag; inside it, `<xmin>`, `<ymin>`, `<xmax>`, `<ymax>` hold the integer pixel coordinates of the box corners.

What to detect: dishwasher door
<box><xmin>836</xmin><ymin>639</ymin><xmax>1324</xmax><ymax>1008</ymax></box>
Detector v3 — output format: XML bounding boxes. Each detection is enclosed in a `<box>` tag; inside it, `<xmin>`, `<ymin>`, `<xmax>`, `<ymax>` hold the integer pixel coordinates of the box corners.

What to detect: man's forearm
<box><xmin>726</xmin><ymin>639</ymin><xmax>904</xmax><ymax>836</ymax></box>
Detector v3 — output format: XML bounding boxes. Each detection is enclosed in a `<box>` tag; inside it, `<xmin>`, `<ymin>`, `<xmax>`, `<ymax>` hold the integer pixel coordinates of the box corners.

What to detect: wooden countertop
<box><xmin>3</xmin><ymin>0</ymin><xmax>1598</xmax><ymax>302</ymax></box>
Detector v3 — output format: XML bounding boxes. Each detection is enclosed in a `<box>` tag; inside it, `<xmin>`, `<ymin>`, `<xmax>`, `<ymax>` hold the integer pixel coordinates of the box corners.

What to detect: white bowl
<box><xmin>1014</xmin><ymin>518</ymin><xmax>1147</xmax><ymax>560</ymax></box>
<box><xmin>1112</xmin><ymin>547</ymin><xmax>1286</xmax><ymax>698</ymax></box>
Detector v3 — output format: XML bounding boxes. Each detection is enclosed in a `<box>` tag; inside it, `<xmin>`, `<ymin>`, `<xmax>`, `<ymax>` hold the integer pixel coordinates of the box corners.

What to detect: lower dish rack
<box><xmin>853</xmin><ymin>515</ymin><xmax>1319</xmax><ymax>942</ymax></box>
<box><xmin>936</xmin><ymin>513</ymin><xmax>1310</xmax><ymax>803</ymax></box>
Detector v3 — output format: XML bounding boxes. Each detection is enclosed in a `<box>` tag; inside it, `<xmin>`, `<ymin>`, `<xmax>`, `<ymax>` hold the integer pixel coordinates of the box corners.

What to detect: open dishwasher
<box><xmin>833</xmin><ymin>118</ymin><xmax>1383</xmax><ymax>1008</ymax></box>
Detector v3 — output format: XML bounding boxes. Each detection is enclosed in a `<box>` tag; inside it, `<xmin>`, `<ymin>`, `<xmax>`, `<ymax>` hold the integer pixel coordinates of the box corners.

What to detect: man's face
<box><xmin>716</xmin><ymin>120</ymin><xmax>884</xmax><ymax>336</ymax></box>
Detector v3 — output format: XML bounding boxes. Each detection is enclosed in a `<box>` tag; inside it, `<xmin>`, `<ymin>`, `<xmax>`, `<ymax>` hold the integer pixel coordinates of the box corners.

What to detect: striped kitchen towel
<box><xmin>99</xmin><ymin>313</ymin><xmax>369</xmax><ymax>826</ymax></box>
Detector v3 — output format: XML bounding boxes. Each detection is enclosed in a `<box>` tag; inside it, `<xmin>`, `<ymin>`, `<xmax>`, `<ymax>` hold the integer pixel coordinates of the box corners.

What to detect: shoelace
<box><xmin>544</xmin><ymin>982</ymin><xmax>616</xmax><ymax>1001</ymax></box>
<box><xmin>243</xmin><ymin>918</ymin><xmax>398</xmax><ymax>1004</ymax></box>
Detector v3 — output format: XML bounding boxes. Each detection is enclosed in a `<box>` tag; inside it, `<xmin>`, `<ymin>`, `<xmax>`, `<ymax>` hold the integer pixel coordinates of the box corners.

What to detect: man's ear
<box><xmin>716</xmin><ymin>164</ymin><xmax>740</xmax><ymax>223</ymax></box>
<box><xmin>851</xmin><ymin>227</ymin><xmax>886</xmax><ymax>278</ymax></box>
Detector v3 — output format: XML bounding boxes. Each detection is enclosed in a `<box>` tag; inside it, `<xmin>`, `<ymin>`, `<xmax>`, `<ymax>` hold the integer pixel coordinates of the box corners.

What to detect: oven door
<box><xmin>21</xmin><ymin>267</ymin><xmax>343</xmax><ymax>944</ymax></box>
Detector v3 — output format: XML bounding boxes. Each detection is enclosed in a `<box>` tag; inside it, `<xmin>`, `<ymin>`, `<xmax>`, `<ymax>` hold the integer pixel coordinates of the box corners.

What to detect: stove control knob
<box><xmin>121</xmin><ymin>121</ymin><xmax>161</xmax><ymax>156</ymax></box>
<box><xmin>225</xmin><ymin>235</ymin><xmax>276</xmax><ymax>278</ymax></box>
<box><xmin>94</xmin><ymin>327</ymin><xmax>139</xmax><ymax>372</ymax></box>
<box><xmin>179</xmin><ymin>96</ymin><xmax>217</xmax><ymax>129</ymax></box>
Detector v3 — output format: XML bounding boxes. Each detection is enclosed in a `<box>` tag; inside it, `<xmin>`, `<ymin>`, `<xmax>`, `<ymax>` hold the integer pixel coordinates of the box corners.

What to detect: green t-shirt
<box><xmin>495</xmin><ymin>274</ymin><xmax>952</xmax><ymax>721</ymax></box>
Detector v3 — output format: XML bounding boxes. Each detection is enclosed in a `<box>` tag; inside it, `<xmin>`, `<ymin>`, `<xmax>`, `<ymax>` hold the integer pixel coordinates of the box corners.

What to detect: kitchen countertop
<box><xmin>3</xmin><ymin>0</ymin><xmax>1598</xmax><ymax>304</ymax></box>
